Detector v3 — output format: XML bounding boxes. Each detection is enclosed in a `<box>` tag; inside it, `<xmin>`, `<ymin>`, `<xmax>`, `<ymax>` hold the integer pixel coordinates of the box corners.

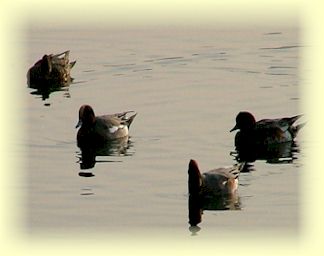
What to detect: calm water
<box><xmin>23</xmin><ymin>27</ymin><xmax>304</xmax><ymax>236</ymax></box>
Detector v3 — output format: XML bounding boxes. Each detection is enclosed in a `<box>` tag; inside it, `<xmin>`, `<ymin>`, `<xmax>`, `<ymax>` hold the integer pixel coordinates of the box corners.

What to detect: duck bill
<box><xmin>230</xmin><ymin>124</ymin><xmax>238</xmax><ymax>132</ymax></box>
<box><xmin>75</xmin><ymin>120</ymin><xmax>82</xmax><ymax>129</ymax></box>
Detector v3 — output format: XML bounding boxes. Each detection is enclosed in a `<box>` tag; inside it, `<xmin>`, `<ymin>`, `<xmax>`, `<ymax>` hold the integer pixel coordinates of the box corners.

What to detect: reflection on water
<box><xmin>189</xmin><ymin>225</ymin><xmax>201</xmax><ymax>236</ymax></box>
<box><xmin>80</xmin><ymin>187</ymin><xmax>95</xmax><ymax>196</ymax></box>
<box><xmin>188</xmin><ymin>192</ymin><xmax>241</xmax><ymax>229</ymax></box>
<box><xmin>76</xmin><ymin>136</ymin><xmax>135</xmax><ymax>173</ymax></box>
<box><xmin>29</xmin><ymin>84</ymin><xmax>71</xmax><ymax>101</ymax></box>
<box><xmin>231</xmin><ymin>141</ymin><xmax>300</xmax><ymax>165</ymax></box>
<box><xmin>202</xmin><ymin>193</ymin><xmax>241</xmax><ymax>211</ymax></box>
<box><xmin>78</xmin><ymin>171</ymin><xmax>95</xmax><ymax>177</ymax></box>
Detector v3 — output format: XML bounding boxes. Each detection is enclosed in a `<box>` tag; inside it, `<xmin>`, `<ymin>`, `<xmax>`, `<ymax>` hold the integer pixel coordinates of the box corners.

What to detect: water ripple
<box><xmin>132</xmin><ymin>68</ymin><xmax>153</xmax><ymax>72</ymax></box>
<box><xmin>144</xmin><ymin>56</ymin><xmax>184</xmax><ymax>63</ymax></box>
<box><xmin>103</xmin><ymin>63</ymin><xmax>136</xmax><ymax>67</ymax></box>
<box><xmin>260</xmin><ymin>45</ymin><xmax>300</xmax><ymax>50</ymax></box>
<box><xmin>264</xmin><ymin>32</ymin><xmax>282</xmax><ymax>35</ymax></box>
<box><xmin>265</xmin><ymin>72</ymin><xmax>291</xmax><ymax>76</ymax></box>
<box><xmin>269</xmin><ymin>66</ymin><xmax>296</xmax><ymax>69</ymax></box>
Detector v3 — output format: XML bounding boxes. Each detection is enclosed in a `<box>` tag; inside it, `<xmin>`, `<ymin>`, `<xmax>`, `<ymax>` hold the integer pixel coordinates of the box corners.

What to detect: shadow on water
<box><xmin>76</xmin><ymin>137</ymin><xmax>135</xmax><ymax>176</ymax></box>
<box><xmin>230</xmin><ymin>141</ymin><xmax>300</xmax><ymax>169</ymax></box>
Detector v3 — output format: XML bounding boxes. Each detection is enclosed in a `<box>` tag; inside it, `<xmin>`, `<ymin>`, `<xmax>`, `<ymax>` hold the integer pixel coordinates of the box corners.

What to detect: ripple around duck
<box><xmin>259</xmin><ymin>54</ymin><xmax>274</xmax><ymax>58</ymax></box>
<box><xmin>265</xmin><ymin>72</ymin><xmax>292</xmax><ymax>76</ymax></box>
<box><xmin>214</xmin><ymin>66</ymin><xmax>248</xmax><ymax>73</ymax></box>
<box><xmin>72</xmin><ymin>80</ymin><xmax>87</xmax><ymax>85</ymax></box>
<box><xmin>265</xmin><ymin>66</ymin><xmax>296</xmax><ymax>76</ymax></box>
<box><xmin>112</xmin><ymin>73</ymin><xmax>125</xmax><ymax>76</ymax></box>
<box><xmin>144</xmin><ymin>56</ymin><xmax>184</xmax><ymax>63</ymax></box>
<box><xmin>155</xmin><ymin>56</ymin><xmax>184</xmax><ymax>61</ymax></box>
<box><xmin>246</xmin><ymin>70</ymin><xmax>261</xmax><ymax>74</ymax></box>
<box><xmin>264</xmin><ymin>32</ymin><xmax>282</xmax><ymax>35</ymax></box>
<box><xmin>259</xmin><ymin>45</ymin><xmax>300</xmax><ymax>50</ymax></box>
<box><xmin>103</xmin><ymin>63</ymin><xmax>136</xmax><ymax>67</ymax></box>
<box><xmin>268</xmin><ymin>66</ymin><xmax>296</xmax><ymax>69</ymax></box>
<box><xmin>212</xmin><ymin>58</ymin><xmax>227</xmax><ymax>61</ymax></box>
<box><xmin>132</xmin><ymin>68</ymin><xmax>153</xmax><ymax>72</ymax></box>
<box><xmin>259</xmin><ymin>86</ymin><xmax>273</xmax><ymax>89</ymax></box>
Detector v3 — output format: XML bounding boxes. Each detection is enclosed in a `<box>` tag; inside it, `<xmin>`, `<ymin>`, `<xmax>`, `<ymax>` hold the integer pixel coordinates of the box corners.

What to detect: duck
<box><xmin>230</xmin><ymin>112</ymin><xmax>305</xmax><ymax>149</ymax></box>
<box><xmin>76</xmin><ymin>105</ymin><xmax>137</xmax><ymax>148</ymax></box>
<box><xmin>188</xmin><ymin>159</ymin><xmax>243</xmax><ymax>226</ymax></box>
<box><xmin>188</xmin><ymin>159</ymin><xmax>244</xmax><ymax>197</ymax></box>
<box><xmin>27</xmin><ymin>50</ymin><xmax>76</xmax><ymax>88</ymax></box>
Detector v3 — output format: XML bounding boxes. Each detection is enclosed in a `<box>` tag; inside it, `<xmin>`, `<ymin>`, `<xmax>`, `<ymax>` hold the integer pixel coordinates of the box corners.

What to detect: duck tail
<box><xmin>115</xmin><ymin>111</ymin><xmax>137</xmax><ymax>128</ymax></box>
<box><xmin>291</xmin><ymin>122</ymin><xmax>306</xmax><ymax>137</ymax></box>
<box><xmin>285</xmin><ymin>114</ymin><xmax>305</xmax><ymax>138</ymax></box>
<box><xmin>126</xmin><ymin>112</ymin><xmax>137</xmax><ymax>128</ymax></box>
<box><xmin>69</xmin><ymin>60</ymin><xmax>77</xmax><ymax>69</ymax></box>
<box><xmin>288</xmin><ymin>114</ymin><xmax>303</xmax><ymax>125</ymax></box>
<box><xmin>52</xmin><ymin>50</ymin><xmax>70</xmax><ymax>59</ymax></box>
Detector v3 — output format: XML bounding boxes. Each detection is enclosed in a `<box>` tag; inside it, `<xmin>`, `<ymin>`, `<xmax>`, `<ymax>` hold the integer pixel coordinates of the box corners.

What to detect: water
<box><xmin>22</xmin><ymin>26</ymin><xmax>303</xmax><ymax>236</ymax></box>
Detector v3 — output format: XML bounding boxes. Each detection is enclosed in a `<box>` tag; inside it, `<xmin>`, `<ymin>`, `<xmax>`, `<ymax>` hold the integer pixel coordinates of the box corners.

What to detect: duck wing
<box><xmin>257</xmin><ymin>115</ymin><xmax>302</xmax><ymax>132</ymax></box>
<box><xmin>202</xmin><ymin>164</ymin><xmax>242</xmax><ymax>192</ymax></box>
<box><xmin>110</xmin><ymin>111</ymin><xmax>137</xmax><ymax>128</ymax></box>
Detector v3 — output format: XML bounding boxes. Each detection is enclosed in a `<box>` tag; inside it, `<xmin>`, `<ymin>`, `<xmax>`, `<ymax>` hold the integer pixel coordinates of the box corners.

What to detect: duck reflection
<box><xmin>77</xmin><ymin>136</ymin><xmax>135</xmax><ymax>172</ymax></box>
<box><xmin>29</xmin><ymin>85</ymin><xmax>71</xmax><ymax>101</ymax></box>
<box><xmin>188</xmin><ymin>192</ymin><xmax>241</xmax><ymax>228</ymax></box>
<box><xmin>231</xmin><ymin>141</ymin><xmax>300</xmax><ymax>165</ymax></box>
<box><xmin>187</xmin><ymin>159</ymin><xmax>242</xmax><ymax>230</ymax></box>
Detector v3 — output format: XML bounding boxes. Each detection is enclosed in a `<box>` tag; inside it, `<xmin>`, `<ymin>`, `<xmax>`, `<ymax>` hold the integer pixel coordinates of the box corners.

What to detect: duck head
<box><xmin>76</xmin><ymin>105</ymin><xmax>96</xmax><ymax>128</ymax></box>
<box><xmin>188</xmin><ymin>159</ymin><xmax>203</xmax><ymax>196</ymax></box>
<box><xmin>230</xmin><ymin>111</ymin><xmax>256</xmax><ymax>132</ymax></box>
<box><xmin>40</xmin><ymin>54</ymin><xmax>52</xmax><ymax>75</ymax></box>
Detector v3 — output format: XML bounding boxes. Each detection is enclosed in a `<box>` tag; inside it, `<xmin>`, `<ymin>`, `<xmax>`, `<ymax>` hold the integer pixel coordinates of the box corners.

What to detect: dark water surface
<box><xmin>23</xmin><ymin>27</ymin><xmax>304</xmax><ymax>236</ymax></box>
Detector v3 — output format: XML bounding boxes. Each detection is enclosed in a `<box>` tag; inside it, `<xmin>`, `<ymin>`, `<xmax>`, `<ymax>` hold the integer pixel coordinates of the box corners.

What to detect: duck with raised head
<box><xmin>27</xmin><ymin>50</ymin><xmax>76</xmax><ymax>88</ymax></box>
<box><xmin>76</xmin><ymin>105</ymin><xmax>137</xmax><ymax>148</ymax></box>
<box><xmin>230</xmin><ymin>111</ymin><xmax>305</xmax><ymax>150</ymax></box>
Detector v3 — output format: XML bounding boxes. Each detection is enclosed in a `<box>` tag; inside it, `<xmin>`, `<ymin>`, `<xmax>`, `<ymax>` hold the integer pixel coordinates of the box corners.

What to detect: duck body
<box><xmin>27</xmin><ymin>50</ymin><xmax>76</xmax><ymax>88</ymax></box>
<box><xmin>76</xmin><ymin>105</ymin><xmax>137</xmax><ymax>148</ymax></box>
<box><xmin>188</xmin><ymin>159</ymin><xmax>243</xmax><ymax>198</ymax></box>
